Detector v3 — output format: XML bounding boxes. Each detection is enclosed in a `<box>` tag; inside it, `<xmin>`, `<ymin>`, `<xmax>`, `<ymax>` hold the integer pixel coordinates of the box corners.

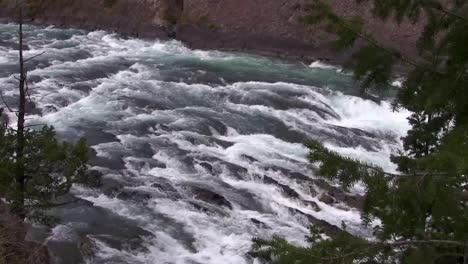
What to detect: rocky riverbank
<box><xmin>0</xmin><ymin>0</ymin><xmax>422</xmax><ymax>64</ymax></box>
<box><xmin>0</xmin><ymin>202</ymin><xmax>49</xmax><ymax>264</ymax></box>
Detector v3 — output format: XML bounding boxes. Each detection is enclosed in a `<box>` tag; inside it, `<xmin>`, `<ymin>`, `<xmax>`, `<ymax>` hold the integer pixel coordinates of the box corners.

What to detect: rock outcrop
<box><xmin>0</xmin><ymin>0</ymin><xmax>423</xmax><ymax>63</ymax></box>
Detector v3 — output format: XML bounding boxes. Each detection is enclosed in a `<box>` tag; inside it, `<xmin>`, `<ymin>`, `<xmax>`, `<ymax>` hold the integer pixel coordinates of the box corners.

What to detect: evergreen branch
<box><xmin>318</xmin><ymin>239</ymin><xmax>465</xmax><ymax>262</ymax></box>
<box><xmin>383</xmin><ymin>239</ymin><xmax>465</xmax><ymax>247</ymax></box>
<box><xmin>0</xmin><ymin>92</ymin><xmax>17</xmax><ymax>113</ymax></box>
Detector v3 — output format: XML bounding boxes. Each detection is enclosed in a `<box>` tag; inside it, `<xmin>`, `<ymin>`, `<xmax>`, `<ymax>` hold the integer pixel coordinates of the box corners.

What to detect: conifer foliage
<box><xmin>0</xmin><ymin>9</ymin><xmax>88</xmax><ymax>223</ymax></box>
<box><xmin>253</xmin><ymin>0</ymin><xmax>468</xmax><ymax>263</ymax></box>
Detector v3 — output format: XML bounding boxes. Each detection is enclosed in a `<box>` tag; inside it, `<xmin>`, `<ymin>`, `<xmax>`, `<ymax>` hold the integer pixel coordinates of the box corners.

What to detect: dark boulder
<box><xmin>289</xmin><ymin>207</ymin><xmax>346</xmax><ymax>239</ymax></box>
<box><xmin>76</xmin><ymin>169</ymin><xmax>103</xmax><ymax>188</ymax></box>
<box><xmin>116</xmin><ymin>189</ymin><xmax>153</xmax><ymax>203</ymax></box>
<box><xmin>241</xmin><ymin>154</ymin><xmax>257</xmax><ymax>163</ymax></box>
<box><xmin>250</xmin><ymin>218</ymin><xmax>268</xmax><ymax>229</ymax></box>
<box><xmin>198</xmin><ymin>162</ymin><xmax>215</xmax><ymax>174</ymax></box>
<box><xmin>262</xmin><ymin>176</ymin><xmax>300</xmax><ymax>199</ymax></box>
<box><xmin>190</xmin><ymin>186</ymin><xmax>233</xmax><ymax>209</ymax></box>
<box><xmin>303</xmin><ymin>200</ymin><xmax>321</xmax><ymax>212</ymax></box>
<box><xmin>101</xmin><ymin>177</ymin><xmax>125</xmax><ymax>196</ymax></box>
<box><xmin>318</xmin><ymin>193</ymin><xmax>335</xmax><ymax>205</ymax></box>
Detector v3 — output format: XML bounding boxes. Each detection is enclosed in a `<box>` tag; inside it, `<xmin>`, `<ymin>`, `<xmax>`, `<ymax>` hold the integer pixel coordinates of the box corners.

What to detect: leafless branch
<box><xmin>0</xmin><ymin>92</ymin><xmax>17</xmax><ymax>113</ymax></box>
<box><xmin>23</xmin><ymin>52</ymin><xmax>45</xmax><ymax>63</ymax></box>
<box><xmin>24</xmin><ymin>123</ymin><xmax>47</xmax><ymax>128</ymax></box>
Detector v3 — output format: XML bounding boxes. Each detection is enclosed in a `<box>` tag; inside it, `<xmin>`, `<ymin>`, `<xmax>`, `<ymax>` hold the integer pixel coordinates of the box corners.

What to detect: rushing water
<box><xmin>0</xmin><ymin>24</ymin><xmax>410</xmax><ymax>264</ymax></box>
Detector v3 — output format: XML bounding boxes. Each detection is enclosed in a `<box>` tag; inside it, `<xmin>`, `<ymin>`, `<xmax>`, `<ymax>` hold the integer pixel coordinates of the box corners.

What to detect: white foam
<box><xmin>0</xmin><ymin>23</ymin><xmax>413</xmax><ymax>264</ymax></box>
<box><xmin>326</xmin><ymin>92</ymin><xmax>410</xmax><ymax>135</ymax></box>
<box><xmin>309</xmin><ymin>60</ymin><xmax>338</xmax><ymax>70</ymax></box>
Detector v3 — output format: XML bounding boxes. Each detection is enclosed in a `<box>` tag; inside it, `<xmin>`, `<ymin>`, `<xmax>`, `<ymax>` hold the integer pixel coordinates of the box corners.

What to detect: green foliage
<box><xmin>307</xmin><ymin>141</ymin><xmax>379</xmax><ymax>190</ymax></box>
<box><xmin>253</xmin><ymin>0</ymin><xmax>468</xmax><ymax>263</ymax></box>
<box><xmin>0</xmin><ymin>113</ymin><xmax>88</xmax><ymax>223</ymax></box>
<box><xmin>253</xmin><ymin>229</ymin><xmax>379</xmax><ymax>264</ymax></box>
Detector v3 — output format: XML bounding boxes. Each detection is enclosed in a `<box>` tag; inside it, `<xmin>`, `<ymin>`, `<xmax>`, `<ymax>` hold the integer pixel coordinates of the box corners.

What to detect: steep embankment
<box><xmin>0</xmin><ymin>0</ymin><xmax>421</xmax><ymax>63</ymax></box>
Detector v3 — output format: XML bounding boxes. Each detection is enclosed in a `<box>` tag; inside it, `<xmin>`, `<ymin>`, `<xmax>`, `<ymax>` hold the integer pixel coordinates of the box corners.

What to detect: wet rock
<box><xmin>287</xmin><ymin>171</ymin><xmax>313</xmax><ymax>181</ymax></box>
<box><xmin>190</xmin><ymin>186</ymin><xmax>233</xmax><ymax>209</ymax></box>
<box><xmin>196</xmin><ymin>156</ymin><xmax>249</xmax><ymax>179</ymax></box>
<box><xmin>289</xmin><ymin>207</ymin><xmax>345</xmax><ymax>238</ymax></box>
<box><xmin>188</xmin><ymin>201</ymin><xmax>228</xmax><ymax>217</ymax></box>
<box><xmin>198</xmin><ymin>162</ymin><xmax>215</xmax><ymax>174</ymax></box>
<box><xmin>319</xmin><ymin>193</ymin><xmax>335</xmax><ymax>205</ymax></box>
<box><xmin>46</xmin><ymin>224</ymin><xmax>100</xmax><ymax>264</ymax></box>
<box><xmin>223</xmin><ymin>162</ymin><xmax>248</xmax><ymax>179</ymax></box>
<box><xmin>303</xmin><ymin>200</ymin><xmax>321</xmax><ymax>212</ymax></box>
<box><xmin>207</xmin><ymin>120</ymin><xmax>228</xmax><ymax>136</ymax></box>
<box><xmin>345</xmin><ymin>195</ymin><xmax>365</xmax><ymax>210</ymax></box>
<box><xmin>241</xmin><ymin>154</ymin><xmax>257</xmax><ymax>163</ymax></box>
<box><xmin>313</xmin><ymin>185</ymin><xmax>365</xmax><ymax>210</ymax></box>
<box><xmin>308</xmin><ymin>185</ymin><xmax>318</xmax><ymax>197</ymax></box>
<box><xmin>101</xmin><ymin>177</ymin><xmax>125</xmax><ymax>195</ymax></box>
<box><xmin>51</xmin><ymin>198</ymin><xmax>154</xmax><ymax>254</ymax></box>
<box><xmin>211</xmin><ymin>138</ymin><xmax>235</xmax><ymax>149</ymax></box>
<box><xmin>89</xmin><ymin>234</ymin><xmax>148</xmax><ymax>252</ymax></box>
<box><xmin>177</xmin><ymin>155</ymin><xmax>197</xmax><ymax>173</ymax></box>
<box><xmin>25</xmin><ymin>101</ymin><xmax>42</xmax><ymax>116</ymax></box>
<box><xmin>328</xmin><ymin>191</ymin><xmax>365</xmax><ymax>210</ymax></box>
<box><xmin>79</xmin><ymin>236</ymin><xmax>97</xmax><ymax>260</ymax></box>
<box><xmin>78</xmin><ymin>169</ymin><xmax>103</xmax><ymax>188</ymax></box>
<box><xmin>125</xmin><ymin>158</ymin><xmax>166</xmax><ymax>171</ymax></box>
<box><xmin>151</xmin><ymin>181</ymin><xmax>178</xmax><ymax>194</ymax></box>
<box><xmin>263</xmin><ymin>176</ymin><xmax>300</xmax><ymax>199</ymax></box>
<box><xmin>43</xmin><ymin>104</ymin><xmax>59</xmax><ymax>114</ymax></box>
<box><xmin>262</xmin><ymin>175</ymin><xmax>278</xmax><ymax>185</ymax></box>
<box><xmin>116</xmin><ymin>189</ymin><xmax>152</xmax><ymax>203</ymax></box>
<box><xmin>69</xmin><ymin>83</ymin><xmax>92</xmax><ymax>93</ymax></box>
<box><xmin>144</xmin><ymin>159</ymin><xmax>167</xmax><ymax>169</ymax></box>
<box><xmin>26</xmin><ymin>224</ymin><xmax>51</xmax><ymax>245</ymax></box>
<box><xmin>88</xmin><ymin>148</ymin><xmax>125</xmax><ymax>170</ymax></box>
<box><xmin>250</xmin><ymin>218</ymin><xmax>268</xmax><ymax>229</ymax></box>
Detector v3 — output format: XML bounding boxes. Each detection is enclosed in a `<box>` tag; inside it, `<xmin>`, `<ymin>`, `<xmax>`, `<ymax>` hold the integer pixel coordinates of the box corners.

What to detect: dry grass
<box><xmin>0</xmin><ymin>203</ymin><xmax>48</xmax><ymax>264</ymax></box>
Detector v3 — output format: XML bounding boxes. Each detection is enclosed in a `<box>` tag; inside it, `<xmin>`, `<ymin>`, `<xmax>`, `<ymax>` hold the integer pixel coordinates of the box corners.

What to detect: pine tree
<box><xmin>253</xmin><ymin>0</ymin><xmax>468</xmax><ymax>263</ymax></box>
<box><xmin>0</xmin><ymin>8</ymin><xmax>88</xmax><ymax>223</ymax></box>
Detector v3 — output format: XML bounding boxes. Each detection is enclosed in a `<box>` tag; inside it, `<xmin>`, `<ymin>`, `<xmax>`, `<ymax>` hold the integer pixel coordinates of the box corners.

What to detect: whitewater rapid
<box><xmin>0</xmin><ymin>24</ymin><xmax>410</xmax><ymax>264</ymax></box>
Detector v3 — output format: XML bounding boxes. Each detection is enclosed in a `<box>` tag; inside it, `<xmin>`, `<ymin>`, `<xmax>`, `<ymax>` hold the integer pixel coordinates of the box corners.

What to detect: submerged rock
<box><xmin>101</xmin><ymin>177</ymin><xmax>125</xmax><ymax>196</ymax></box>
<box><xmin>250</xmin><ymin>218</ymin><xmax>268</xmax><ymax>229</ymax></box>
<box><xmin>262</xmin><ymin>175</ymin><xmax>300</xmax><ymax>199</ymax></box>
<box><xmin>77</xmin><ymin>169</ymin><xmax>103</xmax><ymax>188</ymax></box>
<box><xmin>319</xmin><ymin>193</ymin><xmax>335</xmax><ymax>205</ymax></box>
<box><xmin>190</xmin><ymin>186</ymin><xmax>233</xmax><ymax>209</ymax></box>
<box><xmin>303</xmin><ymin>200</ymin><xmax>321</xmax><ymax>212</ymax></box>
<box><xmin>241</xmin><ymin>154</ymin><xmax>257</xmax><ymax>163</ymax></box>
<box><xmin>188</xmin><ymin>201</ymin><xmax>228</xmax><ymax>217</ymax></box>
<box><xmin>198</xmin><ymin>161</ymin><xmax>215</xmax><ymax>174</ymax></box>
<box><xmin>116</xmin><ymin>189</ymin><xmax>153</xmax><ymax>203</ymax></box>
<box><xmin>48</xmin><ymin>197</ymin><xmax>154</xmax><ymax>262</ymax></box>
<box><xmin>289</xmin><ymin>207</ymin><xmax>345</xmax><ymax>238</ymax></box>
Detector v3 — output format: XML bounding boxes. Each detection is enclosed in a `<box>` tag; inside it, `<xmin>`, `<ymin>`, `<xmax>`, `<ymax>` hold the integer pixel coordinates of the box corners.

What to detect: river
<box><xmin>0</xmin><ymin>23</ymin><xmax>410</xmax><ymax>264</ymax></box>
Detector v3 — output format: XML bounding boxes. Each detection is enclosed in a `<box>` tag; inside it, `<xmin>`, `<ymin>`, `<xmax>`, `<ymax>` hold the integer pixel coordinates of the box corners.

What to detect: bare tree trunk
<box><xmin>13</xmin><ymin>8</ymin><xmax>26</xmax><ymax>219</ymax></box>
<box><xmin>463</xmin><ymin>241</ymin><xmax>468</xmax><ymax>264</ymax></box>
